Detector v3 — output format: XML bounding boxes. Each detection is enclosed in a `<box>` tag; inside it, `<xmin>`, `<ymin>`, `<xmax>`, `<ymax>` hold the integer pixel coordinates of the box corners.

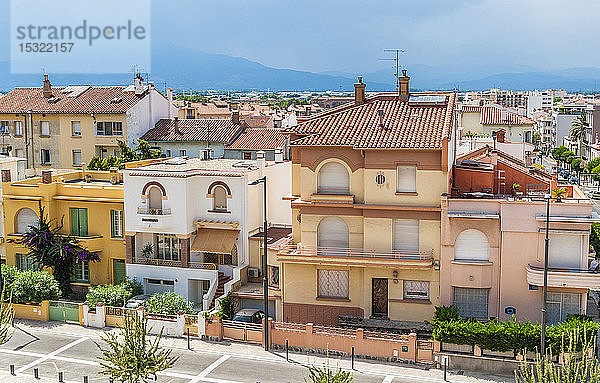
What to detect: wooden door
<box><xmin>372</xmin><ymin>278</ymin><xmax>388</xmax><ymax>318</ymax></box>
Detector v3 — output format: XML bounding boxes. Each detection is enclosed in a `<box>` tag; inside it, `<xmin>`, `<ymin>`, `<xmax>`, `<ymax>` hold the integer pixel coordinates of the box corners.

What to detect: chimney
<box><xmin>134</xmin><ymin>73</ymin><xmax>144</xmax><ymax>95</ymax></box>
<box><xmin>232</xmin><ymin>109</ymin><xmax>240</xmax><ymax>125</ymax></box>
<box><xmin>42</xmin><ymin>74</ymin><xmax>52</xmax><ymax>98</ymax></box>
<box><xmin>167</xmin><ymin>88</ymin><xmax>173</xmax><ymax>119</ymax></box>
<box><xmin>274</xmin><ymin>148</ymin><xmax>283</xmax><ymax>163</ymax></box>
<box><xmin>109</xmin><ymin>167</ymin><xmax>119</xmax><ymax>185</ymax></box>
<box><xmin>398</xmin><ymin>69</ymin><xmax>410</xmax><ymax>101</ymax></box>
<box><xmin>354</xmin><ymin>76</ymin><xmax>366</xmax><ymax>105</ymax></box>
<box><xmin>1</xmin><ymin>169</ymin><xmax>11</xmax><ymax>183</ymax></box>
<box><xmin>256</xmin><ymin>150</ymin><xmax>265</xmax><ymax>170</ymax></box>
<box><xmin>41</xmin><ymin>170</ymin><xmax>52</xmax><ymax>184</ymax></box>
<box><xmin>173</xmin><ymin>117</ymin><xmax>180</xmax><ymax>133</ymax></box>
<box><xmin>377</xmin><ymin>109</ymin><xmax>385</xmax><ymax>128</ymax></box>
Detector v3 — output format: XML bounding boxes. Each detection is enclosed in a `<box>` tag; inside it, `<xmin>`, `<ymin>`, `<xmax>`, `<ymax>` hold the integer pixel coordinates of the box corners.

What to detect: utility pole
<box><xmin>379</xmin><ymin>49</ymin><xmax>406</xmax><ymax>95</ymax></box>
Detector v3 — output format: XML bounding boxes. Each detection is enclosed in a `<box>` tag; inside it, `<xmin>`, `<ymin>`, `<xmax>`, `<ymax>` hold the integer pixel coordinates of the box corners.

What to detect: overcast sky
<box><xmin>2</xmin><ymin>0</ymin><xmax>597</xmax><ymax>75</ymax></box>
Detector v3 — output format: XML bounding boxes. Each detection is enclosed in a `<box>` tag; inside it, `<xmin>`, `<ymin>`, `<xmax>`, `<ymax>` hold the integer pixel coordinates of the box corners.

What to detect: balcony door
<box><xmin>372</xmin><ymin>278</ymin><xmax>388</xmax><ymax>318</ymax></box>
<box><xmin>548</xmin><ymin>234</ymin><xmax>582</xmax><ymax>269</ymax></box>
<box><xmin>148</xmin><ymin>187</ymin><xmax>163</xmax><ymax>210</ymax></box>
<box><xmin>317</xmin><ymin>217</ymin><xmax>349</xmax><ymax>249</ymax></box>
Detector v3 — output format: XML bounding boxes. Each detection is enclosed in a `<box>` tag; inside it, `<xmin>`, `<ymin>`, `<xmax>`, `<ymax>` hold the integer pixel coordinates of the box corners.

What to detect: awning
<box><xmin>191</xmin><ymin>228</ymin><xmax>240</xmax><ymax>254</ymax></box>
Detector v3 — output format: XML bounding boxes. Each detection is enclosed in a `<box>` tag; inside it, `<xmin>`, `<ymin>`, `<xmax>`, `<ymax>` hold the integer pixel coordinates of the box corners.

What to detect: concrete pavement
<box><xmin>0</xmin><ymin>320</ymin><xmax>511</xmax><ymax>383</ymax></box>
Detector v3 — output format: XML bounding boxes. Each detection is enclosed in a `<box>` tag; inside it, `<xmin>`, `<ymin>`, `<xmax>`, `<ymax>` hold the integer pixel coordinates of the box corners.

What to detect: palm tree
<box><xmin>570</xmin><ymin>114</ymin><xmax>587</xmax><ymax>156</ymax></box>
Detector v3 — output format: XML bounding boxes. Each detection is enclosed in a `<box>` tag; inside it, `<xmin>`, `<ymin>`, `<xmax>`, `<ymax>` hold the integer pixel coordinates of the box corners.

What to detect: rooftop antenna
<box><xmin>379</xmin><ymin>49</ymin><xmax>406</xmax><ymax>96</ymax></box>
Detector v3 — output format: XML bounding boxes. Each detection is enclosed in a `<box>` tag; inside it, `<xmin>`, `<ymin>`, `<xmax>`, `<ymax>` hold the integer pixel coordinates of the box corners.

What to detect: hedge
<box><xmin>85</xmin><ymin>278</ymin><xmax>145</xmax><ymax>307</ymax></box>
<box><xmin>1</xmin><ymin>265</ymin><xmax>61</xmax><ymax>304</ymax></box>
<box><xmin>432</xmin><ymin>306</ymin><xmax>598</xmax><ymax>354</ymax></box>
<box><xmin>144</xmin><ymin>291</ymin><xmax>194</xmax><ymax>315</ymax></box>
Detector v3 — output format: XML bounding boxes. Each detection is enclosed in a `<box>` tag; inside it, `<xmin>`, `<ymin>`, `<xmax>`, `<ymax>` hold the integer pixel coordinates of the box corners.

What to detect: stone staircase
<box><xmin>210</xmin><ymin>272</ymin><xmax>232</xmax><ymax>309</ymax></box>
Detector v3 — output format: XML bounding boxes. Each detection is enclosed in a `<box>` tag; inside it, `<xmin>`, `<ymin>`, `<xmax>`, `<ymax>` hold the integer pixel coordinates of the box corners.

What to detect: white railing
<box><xmin>278</xmin><ymin>244</ymin><xmax>434</xmax><ymax>261</ymax></box>
<box><xmin>137</xmin><ymin>207</ymin><xmax>172</xmax><ymax>215</ymax></box>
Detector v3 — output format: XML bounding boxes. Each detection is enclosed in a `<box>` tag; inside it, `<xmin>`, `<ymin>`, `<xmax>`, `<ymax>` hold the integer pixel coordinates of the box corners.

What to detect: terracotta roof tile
<box><xmin>141</xmin><ymin>118</ymin><xmax>243</xmax><ymax>144</ymax></box>
<box><xmin>227</xmin><ymin>128</ymin><xmax>286</xmax><ymax>150</ymax></box>
<box><xmin>289</xmin><ymin>92</ymin><xmax>456</xmax><ymax>149</ymax></box>
<box><xmin>463</xmin><ymin>104</ymin><xmax>534</xmax><ymax>125</ymax></box>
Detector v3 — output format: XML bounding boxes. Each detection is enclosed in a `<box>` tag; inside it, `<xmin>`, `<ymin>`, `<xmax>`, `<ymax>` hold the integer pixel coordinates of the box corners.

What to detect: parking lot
<box><xmin>0</xmin><ymin>321</ymin><xmax>508</xmax><ymax>383</ymax></box>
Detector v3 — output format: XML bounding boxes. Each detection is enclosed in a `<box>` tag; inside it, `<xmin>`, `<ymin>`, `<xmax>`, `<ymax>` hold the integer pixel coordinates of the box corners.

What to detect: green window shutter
<box><xmin>110</xmin><ymin>210</ymin><xmax>115</xmax><ymax>238</ymax></box>
<box><xmin>70</xmin><ymin>208</ymin><xmax>79</xmax><ymax>236</ymax></box>
<box><xmin>79</xmin><ymin>208</ymin><xmax>88</xmax><ymax>237</ymax></box>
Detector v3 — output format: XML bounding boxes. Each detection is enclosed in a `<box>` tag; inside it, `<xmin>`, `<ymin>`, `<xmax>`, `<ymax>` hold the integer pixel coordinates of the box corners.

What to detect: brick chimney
<box><xmin>398</xmin><ymin>69</ymin><xmax>410</xmax><ymax>101</ymax></box>
<box><xmin>354</xmin><ymin>76</ymin><xmax>366</xmax><ymax>105</ymax></box>
<box><xmin>1</xmin><ymin>169</ymin><xmax>11</xmax><ymax>183</ymax></box>
<box><xmin>173</xmin><ymin>117</ymin><xmax>180</xmax><ymax>133</ymax></box>
<box><xmin>232</xmin><ymin>109</ymin><xmax>240</xmax><ymax>125</ymax></box>
<box><xmin>42</xmin><ymin>74</ymin><xmax>52</xmax><ymax>98</ymax></box>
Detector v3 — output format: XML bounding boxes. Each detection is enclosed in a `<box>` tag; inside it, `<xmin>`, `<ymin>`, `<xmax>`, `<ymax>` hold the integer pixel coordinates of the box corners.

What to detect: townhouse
<box><xmin>224</xmin><ymin>127</ymin><xmax>287</xmax><ymax>161</ymax></box>
<box><xmin>442</xmin><ymin>146</ymin><xmax>599</xmax><ymax>323</ymax></box>
<box><xmin>3</xmin><ymin>168</ymin><xmax>126</xmax><ymax>294</ymax></box>
<box><xmin>459</xmin><ymin>104</ymin><xmax>535</xmax><ymax>143</ymax></box>
<box><xmin>0</xmin><ymin>156</ymin><xmax>26</xmax><ymax>263</ymax></box>
<box><xmin>122</xmin><ymin>153</ymin><xmax>291</xmax><ymax>311</ymax></box>
<box><xmin>0</xmin><ymin>74</ymin><xmax>176</xmax><ymax>171</ymax></box>
<box><xmin>278</xmin><ymin>74</ymin><xmax>456</xmax><ymax>325</ymax></box>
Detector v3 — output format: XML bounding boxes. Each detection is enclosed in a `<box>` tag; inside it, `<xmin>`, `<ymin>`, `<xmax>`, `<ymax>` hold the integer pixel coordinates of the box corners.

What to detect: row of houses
<box><xmin>0</xmin><ymin>73</ymin><xmax>597</xmax><ymax>328</ymax></box>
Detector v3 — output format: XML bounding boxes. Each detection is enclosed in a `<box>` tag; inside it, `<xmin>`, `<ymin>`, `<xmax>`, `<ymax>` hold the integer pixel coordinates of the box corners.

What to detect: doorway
<box><xmin>371</xmin><ymin>278</ymin><xmax>388</xmax><ymax>318</ymax></box>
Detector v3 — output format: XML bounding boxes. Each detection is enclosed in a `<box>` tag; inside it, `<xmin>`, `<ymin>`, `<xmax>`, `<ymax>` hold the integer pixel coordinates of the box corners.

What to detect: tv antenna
<box><xmin>379</xmin><ymin>49</ymin><xmax>406</xmax><ymax>94</ymax></box>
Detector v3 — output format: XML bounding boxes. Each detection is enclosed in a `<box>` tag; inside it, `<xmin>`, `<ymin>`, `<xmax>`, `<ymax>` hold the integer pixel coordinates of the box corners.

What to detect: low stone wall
<box><xmin>13</xmin><ymin>301</ymin><xmax>49</xmax><ymax>321</ymax></box>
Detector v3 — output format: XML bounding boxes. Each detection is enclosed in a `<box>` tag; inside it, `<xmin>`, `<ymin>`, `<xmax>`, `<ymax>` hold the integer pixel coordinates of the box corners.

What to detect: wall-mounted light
<box><xmin>392</xmin><ymin>270</ymin><xmax>399</xmax><ymax>284</ymax></box>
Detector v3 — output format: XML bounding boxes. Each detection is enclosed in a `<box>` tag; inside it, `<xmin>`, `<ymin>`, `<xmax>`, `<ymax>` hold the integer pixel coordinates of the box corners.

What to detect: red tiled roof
<box><xmin>289</xmin><ymin>93</ymin><xmax>456</xmax><ymax>149</ymax></box>
<box><xmin>227</xmin><ymin>128</ymin><xmax>286</xmax><ymax>150</ymax></box>
<box><xmin>242</xmin><ymin>115</ymin><xmax>273</xmax><ymax>128</ymax></box>
<box><xmin>141</xmin><ymin>118</ymin><xmax>243</xmax><ymax>144</ymax></box>
<box><xmin>0</xmin><ymin>86</ymin><xmax>147</xmax><ymax>114</ymax></box>
<box><xmin>462</xmin><ymin>104</ymin><xmax>534</xmax><ymax>125</ymax></box>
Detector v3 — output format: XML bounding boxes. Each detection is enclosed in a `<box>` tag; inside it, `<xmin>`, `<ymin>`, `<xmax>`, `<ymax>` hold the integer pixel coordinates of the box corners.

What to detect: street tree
<box><xmin>570</xmin><ymin>114</ymin><xmax>587</xmax><ymax>156</ymax></box>
<box><xmin>305</xmin><ymin>364</ymin><xmax>353</xmax><ymax>383</ymax></box>
<box><xmin>0</xmin><ymin>289</ymin><xmax>14</xmax><ymax>345</ymax></box>
<box><xmin>97</xmin><ymin>312</ymin><xmax>178</xmax><ymax>383</ymax></box>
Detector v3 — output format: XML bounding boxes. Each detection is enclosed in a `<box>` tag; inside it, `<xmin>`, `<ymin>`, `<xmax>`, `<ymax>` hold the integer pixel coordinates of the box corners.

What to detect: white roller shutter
<box><xmin>454</xmin><ymin>229</ymin><xmax>489</xmax><ymax>261</ymax></box>
<box><xmin>396</xmin><ymin>166</ymin><xmax>416</xmax><ymax>193</ymax></box>
<box><xmin>16</xmin><ymin>208</ymin><xmax>39</xmax><ymax>234</ymax></box>
<box><xmin>317</xmin><ymin>217</ymin><xmax>349</xmax><ymax>249</ymax></box>
<box><xmin>393</xmin><ymin>219</ymin><xmax>419</xmax><ymax>252</ymax></box>
<box><xmin>318</xmin><ymin>162</ymin><xmax>349</xmax><ymax>194</ymax></box>
<box><xmin>549</xmin><ymin>234</ymin><xmax>582</xmax><ymax>269</ymax></box>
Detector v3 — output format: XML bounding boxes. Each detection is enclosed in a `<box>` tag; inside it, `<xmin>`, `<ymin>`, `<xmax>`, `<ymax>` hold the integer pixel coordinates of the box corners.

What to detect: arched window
<box><xmin>317</xmin><ymin>217</ymin><xmax>349</xmax><ymax>249</ymax></box>
<box><xmin>213</xmin><ymin>186</ymin><xmax>228</xmax><ymax>211</ymax></box>
<box><xmin>455</xmin><ymin>229</ymin><xmax>489</xmax><ymax>261</ymax></box>
<box><xmin>318</xmin><ymin>162</ymin><xmax>350</xmax><ymax>194</ymax></box>
<box><xmin>16</xmin><ymin>208</ymin><xmax>39</xmax><ymax>234</ymax></box>
<box><xmin>148</xmin><ymin>187</ymin><xmax>163</xmax><ymax>211</ymax></box>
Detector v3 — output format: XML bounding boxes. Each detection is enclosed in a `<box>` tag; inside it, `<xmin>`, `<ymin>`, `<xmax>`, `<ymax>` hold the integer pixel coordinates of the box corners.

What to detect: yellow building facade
<box><xmin>3</xmin><ymin>169</ymin><xmax>125</xmax><ymax>294</ymax></box>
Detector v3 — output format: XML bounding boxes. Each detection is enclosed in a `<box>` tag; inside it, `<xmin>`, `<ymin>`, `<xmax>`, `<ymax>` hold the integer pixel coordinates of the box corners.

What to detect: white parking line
<box><xmin>382</xmin><ymin>376</ymin><xmax>394</xmax><ymax>383</ymax></box>
<box><xmin>16</xmin><ymin>337</ymin><xmax>89</xmax><ymax>373</ymax></box>
<box><xmin>189</xmin><ymin>355</ymin><xmax>239</xmax><ymax>383</ymax></box>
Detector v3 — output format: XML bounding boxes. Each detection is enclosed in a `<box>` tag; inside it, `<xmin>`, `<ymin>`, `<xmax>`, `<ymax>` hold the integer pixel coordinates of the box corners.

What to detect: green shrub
<box><xmin>0</xmin><ymin>265</ymin><xmax>19</xmax><ymax>291</ymax></box>
<box><xmin>433</xmin><ymin>305</ymin><xmax>459</xmax><ymax>322</ymax></box>
<box><xmin>145</xmin><ymin>292</ymin><xmax>193</xmax><ymax>315</ymax></box>
<box><xmin>86</xmin><ymin>284</ymin><xmax>133</xmax><ymax>307</ymax></box>
<box><xmin>217</xmin><ymin>292</ymin><xmax>234</xmax><ymax>319</ymax></box>
<box><xmin>305</xmin><ymin>364</ymin><xmax>353</xmax><ymax>382</ymax></box>
<box><xmin>10</xmin><ymin>270</ymin><xmax>61</xmax><ymax>304</ymax></box>
<box><xmin>122</xmin><ymin>278</ymin><xmax>144</xmax><ymax>297</ymax></box>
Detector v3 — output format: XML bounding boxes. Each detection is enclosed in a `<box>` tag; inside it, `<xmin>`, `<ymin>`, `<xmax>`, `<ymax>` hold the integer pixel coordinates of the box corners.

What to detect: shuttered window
<box><xmin>213</xmin><ymin>186</ymin><xmax>228</xmax><ymax>211</ymax></box>
<box><xmin>393</xmin><ymin>219</ymin><xmax>419</xmax><ymax>252</ymax></box>
<box><xmin>317</xmin><ymin>217</ymin><xmax>349</xmax><ymax>249</ymax></box>
<box><xmin>148</xmin><ymin>187</ymin><xmax>163</xmax><ymax>210</ymax></box>
<box><xmin>70</xmin><ymin>208</ymin><xmax>88</xmax><ymax>237</ymax></box>
<box><xmin>318</xmin><ymin>269</ymin><xmax>349</xmax><ymax>298</ymax></box>
<box><xmin>453</xmin><ymin>287</ymin><xmax>488</xmax><ymax>319</ymax></box>
<box><xmin>72</xmin><ymin>261</ymin><xmax>90</xmax><ymax>283</ymax></box>
<box><xmin>549</xmin><ymin>234</ymin><xmax>582</xmax><ymax>269</ymax></box>
<box><xmin>16</xmin><ymin>208</ymin><xmax>39</xmax><ymax>234</ymax></box>
<box><xmin>40</xmin><ymin>121</ymin><xmax>50</xmax><ymax>136</ymax></box>
<box><xmin>547</xmin><ymin>292</ymin><xmax>581</xmax><ymax>323</ymax></box>
<box><xmin>111</xmin><ymin>210</ymin><xmax>123</xmax><ymax>238</ymax></box>
<box><xmin>396</xmin><ymin>166</ymin><xmax>416</xmax><ymax>193</ymax></box>
<box><xmin>454</xmin><ymin>229</ymin><xmax>489</xmax><ymax>261</ymax></box>
<box><xmin>318</xmin><ymin>162</ymin><xmax>350</xmax><ymax>194</ymax></box>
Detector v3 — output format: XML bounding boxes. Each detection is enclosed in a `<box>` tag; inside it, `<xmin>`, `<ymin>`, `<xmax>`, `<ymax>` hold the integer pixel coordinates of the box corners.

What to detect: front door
<box><xmin>372</xmin><ymin>278</ymin><xmax>388</xmax><ymax>318</ymax></box>
<box><xmin>113</xmin><ymin>259</ymin><xmax>126</xmax><ymax>285</ymax></box>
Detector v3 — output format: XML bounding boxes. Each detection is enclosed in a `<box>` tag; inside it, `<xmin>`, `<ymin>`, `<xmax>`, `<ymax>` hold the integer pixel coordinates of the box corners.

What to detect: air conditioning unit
<box><xmin>247</xmin><ymin>267</ymin><xmax>260</xmax><ymax>278</ymax></box>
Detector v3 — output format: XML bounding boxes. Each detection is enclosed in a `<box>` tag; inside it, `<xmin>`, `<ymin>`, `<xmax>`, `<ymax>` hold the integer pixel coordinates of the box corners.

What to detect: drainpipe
<box><xmin>28</xmin><ymin>111</ymin><xmax>34</xmax><ymax>169</ymax></box>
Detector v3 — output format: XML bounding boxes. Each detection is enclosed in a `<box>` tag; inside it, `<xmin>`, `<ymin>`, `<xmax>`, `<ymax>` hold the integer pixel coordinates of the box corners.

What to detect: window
<box><xmin>454</xmin><ymin>229</ymin><xmax>489</xmax><ymax>262</ymax></box>
<box><xmin>16</xmin><ymin>208</ymin><xmax>38</xmax><ymax>233</ymax></box>
<box><xmin>396</xmin><ymin>165</ymin><xmax>416</xmax><ymax>193</ymax></box>
<box><xmin>318</xmin><ymin>162</ymin><xmax>350</xmax><ymax>194</ymax></box>
<box><xmin>15</xmin><ymin>149</ymin><xmax>24</xmax><ymax>158</ymax></box>
<box><xmin>213</xmin><ymin>186</ymin><xmax>228</xmax><ymax>211</ymax></box>
<box><xmin>72</xmin><ymin>121</ymin><xmax>81</xmax><ymax>136</ymax></box>
<box><xmin>268</xmin><ymin>266</ymin><xmax>280</xmax><ymax>288</ymax></box>
<box><xmin>14</xmin><ymin>121</ymin><xmax>23</xmax><ymax>136</ymax></box>
<box><xmin>72</xmin><ymin>261</ymin><xmax>90</xmax><ymax>283</ymax></box>
<box><xmin>157</xmin><ymin>234</ymin><xmax>180</xmax><ymax>261</ymax></box>
<box><xmin>72</xmin><ymin>150</ymin><xmax>82</xmax><ymax>166</ymax></box>
<box><xmin>0</xmin><ymin>121</ymin><xmax>9</xmax><ymax>135</ymax></box>
<box><xmin>243</xmin><ymin>152</ymin><xmax>252</xmax><ymax>160</ymax></box>
<box><xmin>186</xmin><ymin>109</ymin><xmax>195</xmax><ymax>119</ymax></box>
<box><xmin>403</xmin><ymin>280</ymin><xmax>430</xmax><ymax>300</ymax></box>
<box><xmin>547</xmin><ymin>292</ymin><xmax>581</xmax><ymax>324</ymax></box>
<box><xmin>393</xmin><ymin>219</ymin><xmax>419</xmax><ymax>252</ymax></box>
<box><xmin>148</xmin><ymin>186</ymin><xmax>163</xmax><ymax>211</ymax></box>
<box><xmin>41</xmin><ymin>149</ymin><xmax>51</xmax><ymax>164</ymax></box>
<box><xmin>165</xmin><ymin>149</ymin><xmax>171</xmax><ymax>157</ymax></box>
<box><xmin>453</xmin><ymin>287</ymin><xmax>488</xmax><ymax>319</ymax></box>
<box><xmin>179</xmin><ymin>149</ymin><xmax>187</xmax><ymax>157</ymax></box>
<box><xmin>549</xmin><ymin>234</ymin><xmax>582</xmax><ymax>269</ymax></box>
<box><xmin>16</xmin><ymin>254</ymin><xmax>39</xmax><ymax>271</ymax></box>
<box><xmin>317</xmin><ymin>269</ymin><xmax>349</xmax><ymax>299</ymax></box>
<box><xmin>40</xmin><ymin>121</ymin><xmax>50</xmax><ymax>136</ymax></box>
<box><xmin>70</xmin><ymin>208</ymin><xmax>88</xmax><ymax>237</ymax></box>
<box><xmin>317</xmin><ymin>217</ymin><xmax>349</xmax><ymax>249</ymax></box>
<box><xmin>96</xmin><ymin>121</ymin><xmax>123</xmax><ymax>136</ymax></box>
<box><xmin>111</xmin><ymin>210</ymin><xmax>123</xmax><ymax>238</ymax></box>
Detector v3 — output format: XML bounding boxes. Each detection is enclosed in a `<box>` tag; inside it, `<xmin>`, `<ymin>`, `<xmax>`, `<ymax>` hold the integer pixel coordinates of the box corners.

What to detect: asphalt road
<box><xmin>0</xmin><ymin>321</ymin><xmax>507</xmax><ymax>383</ymax></box>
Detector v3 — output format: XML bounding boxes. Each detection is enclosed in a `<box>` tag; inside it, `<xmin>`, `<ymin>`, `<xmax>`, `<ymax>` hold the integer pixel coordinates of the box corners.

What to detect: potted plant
<box><xmin>552</xmin><ymin>187</ymin><xmax>568</xmax><ymax>202</ymax></box>
<box><xmin>512</xmin><ymin>183</ymin><xmax>523</xmax><ymax>197</ymax></box>
<box><xmin>141</xmin><ymin>243</ymin><xmax>154</xmax><ymax>258</ymax></box>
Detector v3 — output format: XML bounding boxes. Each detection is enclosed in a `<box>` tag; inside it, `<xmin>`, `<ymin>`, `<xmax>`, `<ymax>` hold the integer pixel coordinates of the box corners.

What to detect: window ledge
<box><xmin>71</xmin><ymin>282</ymin><xmax>90</xmax><ymax>286</ymax></box>
<box><xmin>208</xmin><ymin>209</ymin><xmax>231</xmax><ymax>214</ymax></box>
<box><xmin>395</xmin><ymin>192</ymin><xmax>418</xmax><ymax>196</ymax></box>
<box><xmin>316</xmin><ymin>297</ymin><xmax>350</xmax><ymax>302</ymax></box>
<box><xmin>451</xmin><ymin>260</ymin><xmax>493</xmax><ymax>266</ymax></box>
<box><xmin>14</xmin><ymin>135</ymin><xmax>23</xmax><ymax>138</ymax></box>
<box><xmin>389</xmin><ymin>298</ymin><xmax>431</xmax><ymax>304</ymax></box>
<box><xmin>39</xmin><ymin>135</ymin><xmax>50</xmax><ymax>138</ymax></box>
<box><xmin>72</xmin><ymin>135</ymin><xmax>82</xmax><ymax>138</ymax></box>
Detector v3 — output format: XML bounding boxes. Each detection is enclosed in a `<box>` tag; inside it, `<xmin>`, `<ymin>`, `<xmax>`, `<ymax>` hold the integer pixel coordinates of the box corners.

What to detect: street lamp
<box><xmin>249</xmin><ymin>176</ymin><xmax>269</xmax><ymax>351</ymax></box>
<box><xmin>540</xmin><ymin>192</ymin><xmax>551</xmax><ymax>354</ymax></box>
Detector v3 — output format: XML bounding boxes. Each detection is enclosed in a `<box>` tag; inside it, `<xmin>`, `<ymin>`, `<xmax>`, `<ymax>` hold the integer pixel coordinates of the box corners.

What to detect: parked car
<box><xmin>590</xmin><ymin>191</ymin><xmax>600</xmax><ymax>200</ymax></box>
<box><xmin>231</xmin><ymin>309</ymin><xmax>265</xmax><ymax>324</ymax></box>
<box><xmin>124</xmin><ymin>294</ymin><xmax>152</xmax><ymax>309</ymax></box>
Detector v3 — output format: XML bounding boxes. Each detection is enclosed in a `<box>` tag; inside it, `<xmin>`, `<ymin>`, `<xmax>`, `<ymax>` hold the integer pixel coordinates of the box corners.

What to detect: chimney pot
<box><xmin>354</xmin><ymin>76</ymin><xmax>366</xmax><ymax>105</ymax></box>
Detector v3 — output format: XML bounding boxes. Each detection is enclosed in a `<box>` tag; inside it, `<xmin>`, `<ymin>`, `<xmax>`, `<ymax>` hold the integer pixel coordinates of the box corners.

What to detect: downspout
<box><xmin>28</xmin><ymin>111</ymin><xmax>34</xmax><ymax>169</ymax></box>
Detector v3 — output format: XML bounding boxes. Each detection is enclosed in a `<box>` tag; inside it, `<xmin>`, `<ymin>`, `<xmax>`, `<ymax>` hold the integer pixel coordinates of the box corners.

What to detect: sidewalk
<box><xmin>4</xmin><ymin>319</ymin><xmax>512</xmax><ymax>383</ymax></box>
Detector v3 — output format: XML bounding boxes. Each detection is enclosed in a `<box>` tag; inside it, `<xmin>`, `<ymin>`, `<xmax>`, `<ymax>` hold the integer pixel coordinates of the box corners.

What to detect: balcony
<box><xmin>526</xmin><ymin>264</ymin><xmax>600</xmax><ymax>289</ymax></box>
<box><xmin>137</xmin><ymin>207</ymin><xmax>171</xmax><ymax>215</ymax></box>
<box><xmin>310</xmin><ymin>193</ymin><xmax>354</xmax><ymax>204</ymax></box>
<box><xmin>131</xmin><ymin>257</ymin><xmax>217</xmax><ymax>270</ymax></box>
<box><xmin>278</xmin><ymin>244</ymin><xmax>434</xmax><ymax>268</ymax></box>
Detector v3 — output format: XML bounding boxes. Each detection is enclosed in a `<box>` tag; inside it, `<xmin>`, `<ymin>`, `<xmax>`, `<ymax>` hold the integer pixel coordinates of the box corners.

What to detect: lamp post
<box><xmin>540</xmin><ymin>192</ymin><xmax>551</xmax><ymax>354</ymax></box>
<box><xmin>249</xmin><ymin>176</ymin><xmax>269</xmax><ymax>351</ymax></box>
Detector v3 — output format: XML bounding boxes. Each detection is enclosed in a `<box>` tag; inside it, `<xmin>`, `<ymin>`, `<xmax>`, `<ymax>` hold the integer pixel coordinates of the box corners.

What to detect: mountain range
<box><xmin>1</xmin><ymin>44</ymin><xmax>600</xmax><ymax>92</ymax></box>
